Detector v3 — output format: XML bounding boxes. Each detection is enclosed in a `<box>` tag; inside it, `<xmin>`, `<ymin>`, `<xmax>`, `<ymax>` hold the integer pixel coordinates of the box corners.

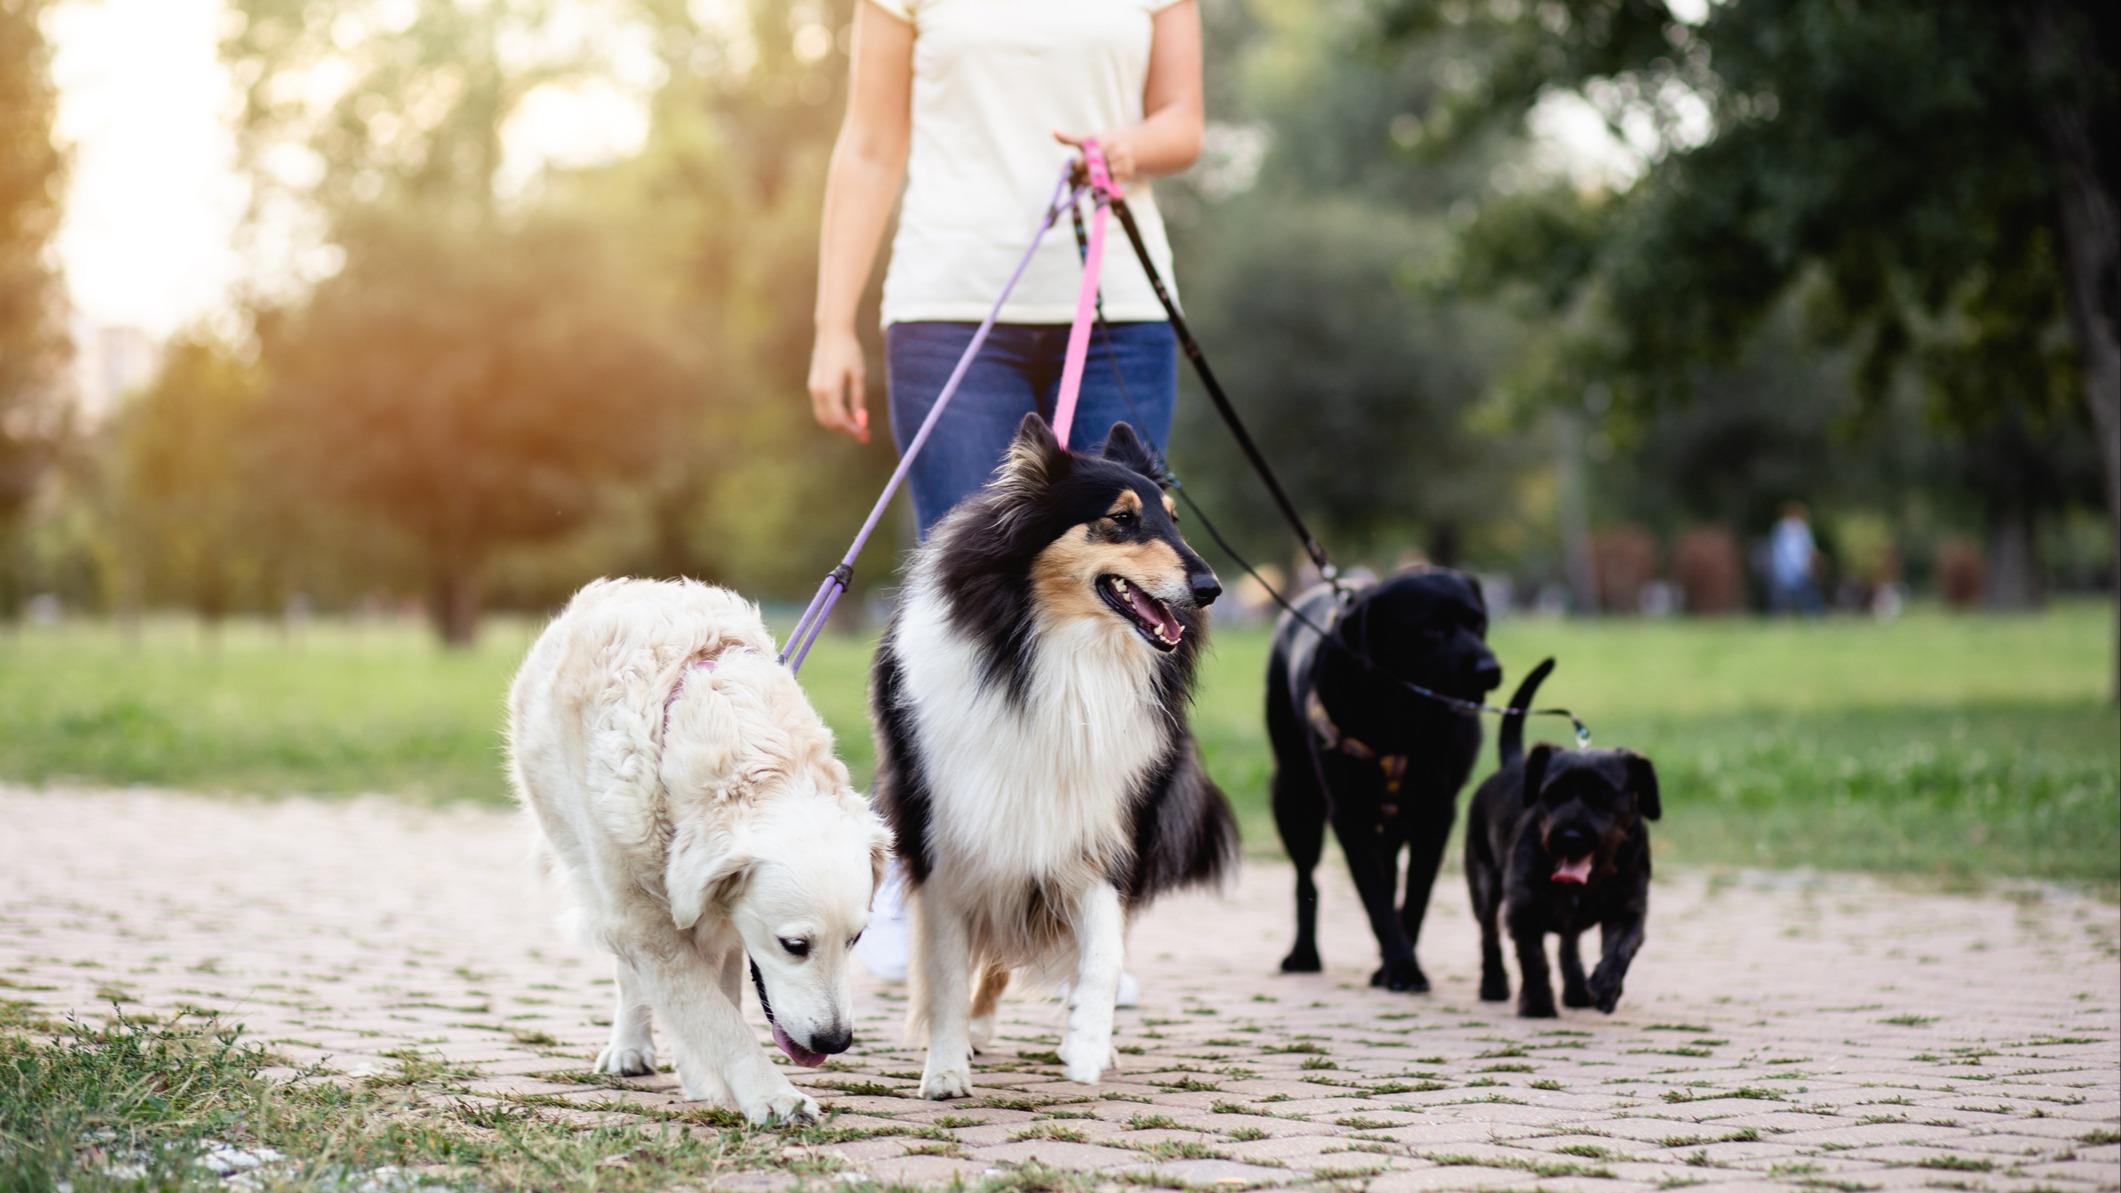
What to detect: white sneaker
<box><xmin>854</xmin><ymin>857</ymin><xmax>911</xmax><ymax>982</ymax></box>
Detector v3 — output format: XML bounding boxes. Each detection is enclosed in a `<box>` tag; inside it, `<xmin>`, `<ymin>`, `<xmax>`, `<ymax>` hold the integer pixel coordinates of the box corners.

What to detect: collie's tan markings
<box><xmin>1111</xmin><ymin>490</ymin><xmax>1143</xmax><ymax>516</ymax></box>
<box><xmin>1162</xmin><ymin>494</ymin><xmax>1178</xmax><ymax>519</ymax></box>
<box><xmin>1031</xmin><ymin>527</ymin><xmax>1188</xmax><ymax>623</ymax></box>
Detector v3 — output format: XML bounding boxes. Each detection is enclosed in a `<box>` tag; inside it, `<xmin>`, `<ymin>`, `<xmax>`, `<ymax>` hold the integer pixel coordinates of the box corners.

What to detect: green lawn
<box><xmin>1</xmin><ymin>604</ymin><xmax>2113</xmax><ymax>887</ymax></box>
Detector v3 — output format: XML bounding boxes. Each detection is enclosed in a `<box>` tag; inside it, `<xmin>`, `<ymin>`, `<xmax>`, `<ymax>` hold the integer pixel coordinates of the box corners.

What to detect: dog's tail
<box><xmin>1498</xmin><ymin>657</ymin><xmax>1556</xmax><ymax>768</ymax></box>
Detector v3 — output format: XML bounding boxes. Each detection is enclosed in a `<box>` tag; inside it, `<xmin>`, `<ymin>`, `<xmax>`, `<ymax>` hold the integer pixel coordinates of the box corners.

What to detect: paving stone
<box><xmin>959</xmin><ymin>1139</ymin><xmax>1142</xmax><ymax>1169</ymax></box>
<box><xmin>3</xmin><ymin>786</ymin><xmax>2115</xmax><ymax>1192</ymax></box>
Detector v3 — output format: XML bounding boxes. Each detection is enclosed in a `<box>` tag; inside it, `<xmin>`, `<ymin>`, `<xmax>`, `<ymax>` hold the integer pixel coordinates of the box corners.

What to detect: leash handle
<box><xmin>782</xmin><ymin>166</ymin><xmax>1085</xmax><ymax>673</ymax></box>
<box><xmin>1105</xmin><ymin>197</ymin><xmax>1340</xmax><ymax>589</ymax></box>
<box><xmin>1050</xmin><ymin>140</ymin><xmax>1117</xmax><ymax>449</ymax></box>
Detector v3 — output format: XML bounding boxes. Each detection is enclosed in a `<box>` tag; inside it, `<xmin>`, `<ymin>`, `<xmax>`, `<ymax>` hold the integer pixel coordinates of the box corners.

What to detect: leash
<box><xmin>780</xmin><ymin>164</ymin><xmax>1087</xmax><ymax>673</ymax></box>
<box><xmin>1069</xmin><ymin>182</ymin><xmax>1591</xmax><ymax>747</ymax></box>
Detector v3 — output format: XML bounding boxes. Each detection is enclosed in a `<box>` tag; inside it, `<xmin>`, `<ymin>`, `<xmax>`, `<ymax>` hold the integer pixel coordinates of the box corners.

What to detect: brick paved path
<box><xmin>3</xmin><ymin>787</ymin><xmax>2116</xmax><ymax>1191</ymax></box>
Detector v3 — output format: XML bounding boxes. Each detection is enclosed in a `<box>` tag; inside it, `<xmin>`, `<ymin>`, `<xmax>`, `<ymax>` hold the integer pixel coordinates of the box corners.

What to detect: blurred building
<box><xmin>67</xmin><ymin>308</ymin><xmax>158</xmax><ymax>425</ymax></box>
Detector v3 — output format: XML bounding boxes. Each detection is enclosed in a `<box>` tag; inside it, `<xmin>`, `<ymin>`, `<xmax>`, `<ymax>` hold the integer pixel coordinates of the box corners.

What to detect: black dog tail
<box><xmin>1498</xmin><ymin>657</ymin><xmax>1557</xmax><ymax>768</ymax></box>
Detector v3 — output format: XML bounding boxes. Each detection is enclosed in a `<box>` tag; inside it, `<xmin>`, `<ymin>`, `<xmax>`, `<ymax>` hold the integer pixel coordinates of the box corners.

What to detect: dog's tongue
<box><xmin>771</xmin><ymin>1021</ymin><xmax>827</xmax><ymax>1068</ymax></box>
<box><xmin>1128</xmin><ymin>586</ymin><xmax>1183</xmax><ymax>642</ymax></box>
<box><xmin>1552</xmin><ymin>856</ymin><xmax>1594</xmax><ymax>885</ymax></box>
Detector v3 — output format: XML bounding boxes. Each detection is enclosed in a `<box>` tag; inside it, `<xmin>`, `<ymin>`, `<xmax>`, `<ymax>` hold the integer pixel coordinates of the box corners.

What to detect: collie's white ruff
<box><xmin>508</xmin><ymin>578</ymin><xmax>889</xmax><ymax>1124</ymax></box>
<box><xmin>890</xmin><ymin>556</ymin><xmax>1175</xmax><ymax>1096</ymax></box>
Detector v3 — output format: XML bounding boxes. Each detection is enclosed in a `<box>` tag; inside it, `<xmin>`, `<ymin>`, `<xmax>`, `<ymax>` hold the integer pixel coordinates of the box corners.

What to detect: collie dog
<box><xmin>871</xmin><ymin>415</ymin><xmax>1238</xmax><ymax>1098</ymax></box>
<box><xmin>509</xmin><ymin>579</ymin><xmax>892</xmax><ymax>1124</ymax></box>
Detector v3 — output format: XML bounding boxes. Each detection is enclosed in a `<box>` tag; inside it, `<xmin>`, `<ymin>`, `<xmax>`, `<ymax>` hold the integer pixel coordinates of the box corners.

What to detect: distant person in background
<box><xmin>1769</xmin><ymin>501</ymin><xmax>1823</xmax><ymax>615</ymax></box>
<box><xmin>806</xmin><ymin>0</ymin><xmax>1205</xmax><ymax>993</ymax></box>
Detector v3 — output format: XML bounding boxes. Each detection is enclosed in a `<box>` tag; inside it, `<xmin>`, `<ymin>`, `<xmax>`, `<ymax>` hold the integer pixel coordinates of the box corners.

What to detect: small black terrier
<box><xmin>1267</xmin><ymin>567</ymin><xmax>1502</xmax><ymax>993</ymax></box>
<box><xmin>1465</xmin><ymin>659</ymin><xmax>1660</xmax><ymax>1018</ymax></box>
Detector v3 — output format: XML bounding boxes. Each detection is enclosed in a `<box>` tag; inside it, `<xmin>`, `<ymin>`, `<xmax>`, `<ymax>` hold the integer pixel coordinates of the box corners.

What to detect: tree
<box><xmin>113</xmin><ymin>336</ymin><xmax>271</xmax><ymax>622</ymax></box>
<box><xmin>260</xmin><ymin>208</ymin><xmax>688</xmax><ymax>643</ymax></box>
<box><xmin>1165</xmin><ymin>0</ymin><xmax>1529</xmax><ymax>568</ymax></box>
<box><xmin>0</xmin><ymin>0</ymin><xmax>68</xmax><ymax>614</ymax></box>
<box><xmin>1384</xmin><ymin>0</ymin><xmax>2119</xmax><ymax>686</ymax></box>
<box><xmin>224</xmin><ymin>0</ymin><xmax>695</xmax><ymax>642</ymax></box>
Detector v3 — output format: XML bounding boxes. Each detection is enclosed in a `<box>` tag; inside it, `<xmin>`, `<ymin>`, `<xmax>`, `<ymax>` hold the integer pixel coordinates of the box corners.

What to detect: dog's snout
<box><xmin>1189</xmin><ymin>570</ymin><xmax>1222</xmax><ymax>608</ymax></box>
<box><xmin>1474</xmin><ymin>656</ymin><xmax>1502</xmax><ymax>692</ymax></box>
<box><xmin>1551</xmin><ymin>825</ymin><xmax>1594</xmax><ymax>855</ymax></box>
<box><xmin>810</xmin><ymin>1025</ymin><xmax>853</xmax><ymax>1056</ymax></box>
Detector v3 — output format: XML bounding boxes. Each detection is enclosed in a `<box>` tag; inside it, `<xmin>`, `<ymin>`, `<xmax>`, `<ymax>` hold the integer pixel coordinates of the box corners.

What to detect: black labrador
<box><xmin>1267</xmin><ymin>567</ymin><xmax>1501</xmax><ymax>992</ymax></box>
<box><xmin>1466</xmin><ymin>659</ymin><xmax>1660</xmax><ymax>1017</ymax></box>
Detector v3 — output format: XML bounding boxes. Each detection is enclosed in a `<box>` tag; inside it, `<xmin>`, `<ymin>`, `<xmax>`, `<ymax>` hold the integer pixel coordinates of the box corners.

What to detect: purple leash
<box><xmin>781</xmin><ymin>165</ymin><xmax>1084</xmax><ymax>673</ymax></box>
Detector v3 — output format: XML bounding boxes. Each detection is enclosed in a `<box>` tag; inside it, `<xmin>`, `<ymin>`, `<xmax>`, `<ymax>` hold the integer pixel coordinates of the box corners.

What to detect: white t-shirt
<box><xmin>869</xmin><ymin>0</ymin><xmax>1184</xmax><ymax>326</ymax></box>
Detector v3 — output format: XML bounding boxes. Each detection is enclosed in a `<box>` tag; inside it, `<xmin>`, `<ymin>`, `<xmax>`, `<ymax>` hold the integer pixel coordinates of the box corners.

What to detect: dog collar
<box><xmin>1305</xmin><ymin>691</ymin><xmax>1410</xmax><ymax>806</ymax></box>
<box><xmin>661</xmin><ymin>656</ymin><xmax>719</xmax><ymax>735</ymax></box>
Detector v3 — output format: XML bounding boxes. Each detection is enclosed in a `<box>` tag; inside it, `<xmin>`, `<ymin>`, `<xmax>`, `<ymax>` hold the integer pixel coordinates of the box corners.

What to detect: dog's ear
<box><xmin>998</xmin><ymin>412</ymin><xmax>1070</xmax><ymax>492</ymax></box>
<box><xmin>1099</xmin><ymin>422</ymin><xmax>1166</xmax><ymax>484</ymax></box>
<box><xmin>665</xmin><ymin>821</ymin><xmax>751</xmax><ymax>930</ymax></box>
<box><xmin>1524</xmin><ymin>743</ymin><xmax>1556</xmax><ymax>805</ymax></box>
<box><xmin>1621</xmin><ymin>750</ymin><xmax>1661</xmax><ymax>820</ymax></box>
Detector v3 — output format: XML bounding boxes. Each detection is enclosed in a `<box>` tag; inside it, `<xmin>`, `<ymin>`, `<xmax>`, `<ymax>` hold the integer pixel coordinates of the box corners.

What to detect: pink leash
<box><xmin>1050</xmin><ymin>140</ymin><xmax>1123</xmax><ymax>450</ymax></box>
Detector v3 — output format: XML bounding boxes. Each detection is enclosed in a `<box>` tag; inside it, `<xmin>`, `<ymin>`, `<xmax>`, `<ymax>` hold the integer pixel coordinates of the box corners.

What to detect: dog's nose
<box><xmin>1553</xmin><ymin>826</ymin><xmax>1594</xmax><ymax>854</ymax></box>
<box><xmin>810</xmin><ymin>1026</ymin><xmax>853</xmax><ymax>1055</ymax></box>
<box><xmin>1475</xmin><ymin>657</ymin><xmax>1502</xmax><ymax>691</ymax></box>
<box><xmin>1189</xmin><ymin>571</ymin><xmax>1222</xmax><ymax>607</ymax></box>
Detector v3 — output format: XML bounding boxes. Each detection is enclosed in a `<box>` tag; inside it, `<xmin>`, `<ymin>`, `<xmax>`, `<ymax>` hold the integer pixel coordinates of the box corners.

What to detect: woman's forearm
<box><xmin>1125</xmin><ymin>99</ymin><xmax>1204</xmax><ymax>180</ymax></box>
<box><xmin>814</xmin><ymin>143</ymin><xmax>905</xmax><ymax>336</ymax></box>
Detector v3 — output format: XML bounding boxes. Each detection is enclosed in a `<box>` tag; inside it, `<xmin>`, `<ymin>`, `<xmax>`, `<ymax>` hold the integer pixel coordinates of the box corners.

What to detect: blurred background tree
<box><xmin>0</xmin><ymin>0</ymin><xmax>2110</xmax><ymax>653</ymax></box>
<box><xmin>1377</xmin><ymin>0</ymin><xmax>2116</xmax><ymax>672</ymax></box>
<box><xmin>0</xmin><ymin>0</ymin><xmax>69</xmax><ymax>618</ymax></box>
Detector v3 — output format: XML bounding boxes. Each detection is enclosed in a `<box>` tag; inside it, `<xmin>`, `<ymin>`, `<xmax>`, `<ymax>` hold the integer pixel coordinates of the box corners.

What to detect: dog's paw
<box><xmin>1478</xmin><ymin>975</ymin><xmax>1510</xmax><ymax>1003</ymax></box>
<box><xmin>1369</xmin><ymin>960</ymin><xmax>1430</xmax><ymax>993</ymax></box>
<box><xmin>1516</xmin><ymin>996</ymin><xmax>1558</xmax><ymax>1019</ymax></box>
<box><xmin>969</xmin><ymin>1013</ymin><xmax>997</xmax><ymax>1055</ymax></box>
<box><xmin>1562</xmin><ymin>981</ymin><xmax>1594</xmax><ymax>1009</ymax></box>
<box><xmin>919</xmin><ymin>1065</ymin><xmax>974</xmax><ymax>1101</ymax></box>
<box><xmin>1058</xmin><ymin>1036</ymin><xmax>1109</xmax><ymax>1085</ymax></box>
<box><xmin>742</xmin><ymin>1087</ymin><xmax>819</xmax><ymax>1126</ymax></box>
<box><xmin>594</xmin><ymin>1043</ymin><xmax>658</xmax><ymax>1078</ymax></box>
<box><xmin>1279</xmin><ymin>944</ymin><xmax>1322</xmax><ymax>974</ymax></box>
<box><xmin>1589</xmin><ymin>975</ymin><xmax>1624</xmax><ymax>1013</ymax></box>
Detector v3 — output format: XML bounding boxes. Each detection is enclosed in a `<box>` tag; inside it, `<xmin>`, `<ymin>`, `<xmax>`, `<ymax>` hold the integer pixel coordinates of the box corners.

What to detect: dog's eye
<box><xmin>1107</xmin><ymin>509</ymin><xmax>1137</xmax><ymax>527</ymax></box>
<box><xmin>779</xmin><ymin>937</ymin><xmax>810</xmax><ymax>958</ymax></box>
<box><xmin>847</xmin><ymin>930</ymin><xmax>863</xmax><ymax>950</ymax></box>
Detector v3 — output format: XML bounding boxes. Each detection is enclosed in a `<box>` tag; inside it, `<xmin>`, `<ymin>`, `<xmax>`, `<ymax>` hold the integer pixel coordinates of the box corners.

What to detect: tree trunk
<box><xmin>1555</xmin><ymin>410</ymin><xmax>1599</xmax><ymax>614</ymax></box>
<box><xmin>1983</xmin><ymin>506</ymin><xmax>2044</xmax><ymax>611</ymax></box>
<box><xmin>2020</xmin><ymin>0</ymin><xmax>2120</xmax><ymax>695</ymax></box>
<box><xmin>429</xmin><ymin>558</ymin><xmax>482</xmax><ymax>647</ymax></box>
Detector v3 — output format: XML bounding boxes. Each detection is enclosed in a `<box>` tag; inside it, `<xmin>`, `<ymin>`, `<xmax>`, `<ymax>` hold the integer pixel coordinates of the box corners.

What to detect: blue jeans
<box><xmin>886</xmin><ymin>321</ymin><xmax>1177</xmax><ymax>536</ymax></box>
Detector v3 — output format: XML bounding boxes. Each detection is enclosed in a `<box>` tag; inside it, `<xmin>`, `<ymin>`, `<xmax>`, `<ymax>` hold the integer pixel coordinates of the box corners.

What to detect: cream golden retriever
<box><xmin>508</xmin><ymin>578</ymin><xmax>890</xmax><ymax>1124</ymax></box>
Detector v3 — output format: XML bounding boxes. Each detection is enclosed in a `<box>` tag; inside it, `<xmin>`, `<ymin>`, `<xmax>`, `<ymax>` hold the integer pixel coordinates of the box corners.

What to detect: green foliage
<box><xmin>1385</xmin><ymin>0</ymin><xmax>2113</xmax><ymax>444</ymax></box>
<box><xmin>0</xmin><ymin>608</ymin><xmax>2112</xmax><ymax>884</ymax></box>
<box><xmin>0</xmin><ymin>0</ymin><xmax>68</xmax><ymax>605</ymax></box>
<box><xmin>0</xmin><ymin>1011</ymin><xmax>268</xmax><ymax>1191</ymax></box>
<box><xmin>109</xmin><ymin>337</ymin><xmax>276</xmax><ymax>620</ymax></box>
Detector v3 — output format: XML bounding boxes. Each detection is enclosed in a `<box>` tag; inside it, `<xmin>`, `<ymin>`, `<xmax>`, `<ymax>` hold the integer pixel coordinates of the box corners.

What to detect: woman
<box><xmin>809</xmin><ymin>0</ymin><xmax>1204</xmax><ymax>989</ymax></box>
<box><xmin>807</xmin><ymin>0</ymin><xmax>1204</xmax><ymax>534</ymax></box>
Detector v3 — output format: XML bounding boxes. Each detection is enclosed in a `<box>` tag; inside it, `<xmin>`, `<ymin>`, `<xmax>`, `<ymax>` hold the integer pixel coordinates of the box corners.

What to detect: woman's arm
<box><xmin>1055</xmin><ymin>0</ymin><xmax>1203</xmax><ymax>185</ymax></box>
<box><xmin>808</xmin><ymin>0</ymin><xmax>914</xmax><ymax>443</ymax></box>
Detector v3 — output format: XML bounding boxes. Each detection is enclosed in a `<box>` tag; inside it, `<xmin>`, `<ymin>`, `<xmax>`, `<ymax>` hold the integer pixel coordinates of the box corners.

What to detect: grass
<box><xmin>0</xmin><ymin>602</ymin><xmax>2115</xmax><ymax>884</ymax></box>
<box><xmin>1</xmin><ymin>1010</ymin><xmax>993</xmax><ymax>1193</ymax></box>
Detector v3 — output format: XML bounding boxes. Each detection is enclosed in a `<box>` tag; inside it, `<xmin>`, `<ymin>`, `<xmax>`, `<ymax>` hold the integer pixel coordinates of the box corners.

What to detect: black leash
<box><xmin>1075</xmin><ymin>190</ymin><xmax>1592</xmax><ymax>747</ymax></box>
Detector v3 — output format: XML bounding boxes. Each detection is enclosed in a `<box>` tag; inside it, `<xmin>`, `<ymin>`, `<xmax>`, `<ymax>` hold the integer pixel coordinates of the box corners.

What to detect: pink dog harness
<box><xmin>661</xmin><ymin>656</ymin><xmax>718</xmax><ymax>735</ymax></box>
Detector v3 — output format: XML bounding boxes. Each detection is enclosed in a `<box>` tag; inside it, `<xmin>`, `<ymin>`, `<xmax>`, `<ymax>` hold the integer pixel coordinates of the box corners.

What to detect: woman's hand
<box><xmin>1053</xmin><ymin>1</ymin><xmax>1202</xmax><ymax>187</ymax></box>
<box><xmin>807</xmin><ymin>330</ymin><xmax>871</xmax><ymax>443</ymax></box>
<box><xmin>1053</xmin><ymin>128</ymin><xmax>1141</xmax><ymax>186</ymax></box>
